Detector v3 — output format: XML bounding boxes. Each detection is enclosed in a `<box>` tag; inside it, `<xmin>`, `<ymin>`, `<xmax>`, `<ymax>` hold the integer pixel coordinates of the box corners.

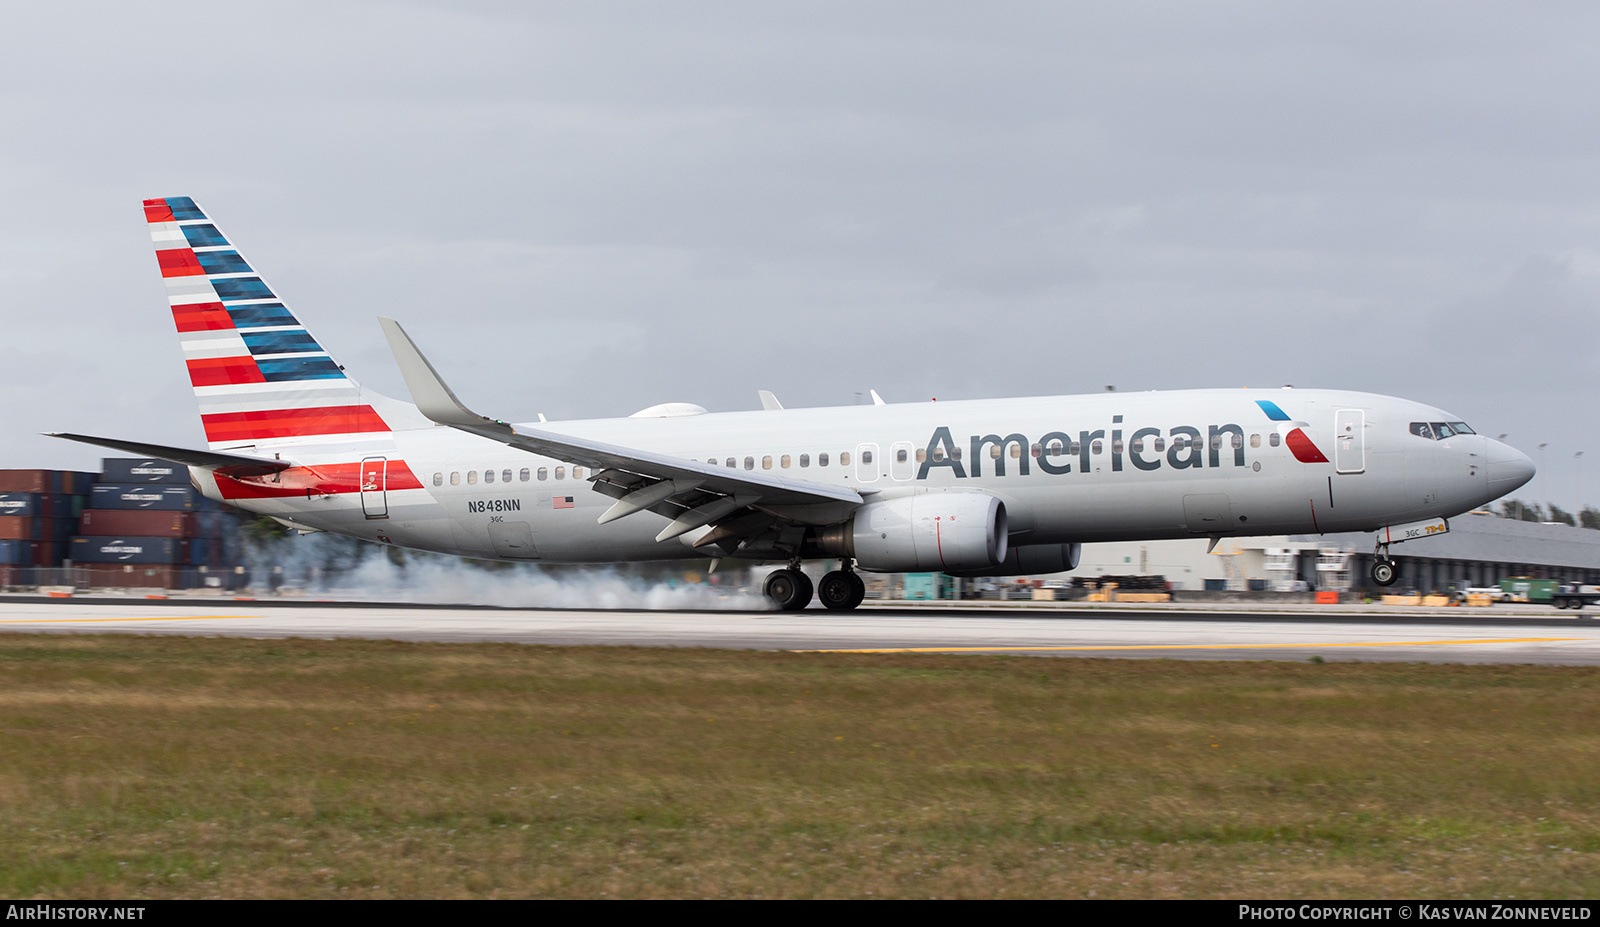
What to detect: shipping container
<box><xmin>79</xmin><ymin>509</ymin><xmax>195</xmax><ymax>537</ymax></box>
<box><xmin>0</xmin><ymin>540</ymin><xmax>47</xmax><ymax>566</ymax></box>
<box><xmin>62</xmin><ymin>472</ymin><xmax>100</xmax><ymax>495</ymax></box>
<box><xmin>0</xmin><ymin>470</ymin><xmax>62</xmax><ymax>493</ymax></box>
<box><xmin>74</xmin><ymin>564</ymin><xmax>187</xmax><ymax>589</ymax></box>
<box><xmin>0</xmin><ymin>517</ymin><xmax>75</xmax><ymax>541</ymax></box>
<box><xmin>91</xmin><ymin>484</ymin><xmax>204</xmax><ymax>511</ymax></box>
<box><xmin>0</xmin><ymin>492</ymin><xmax>82</xmax><ymax>518</ymax></box>
<box><xmin>69</xmin><ymin>536</ymin><xmax>186</xmax><ymax>564</ymax></box>
<box><xmin>100</xmin><ymin>458</ymin><xmax>192</xmax><ymax>485</ymax></box>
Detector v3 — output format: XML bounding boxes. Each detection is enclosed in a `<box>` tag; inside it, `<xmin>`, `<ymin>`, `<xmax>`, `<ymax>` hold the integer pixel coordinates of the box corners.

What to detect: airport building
<box><xmin>1061</xmin><ymin>510</ymin><xmax>1600</xmax><ymax>594</ymax></box>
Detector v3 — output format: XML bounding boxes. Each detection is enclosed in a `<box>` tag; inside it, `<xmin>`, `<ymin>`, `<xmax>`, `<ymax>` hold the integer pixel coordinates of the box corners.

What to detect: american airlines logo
<box><xmin>918</xmin><ymin>404</ymin><xmax>1327</xmax><ymax>480</ymax></box>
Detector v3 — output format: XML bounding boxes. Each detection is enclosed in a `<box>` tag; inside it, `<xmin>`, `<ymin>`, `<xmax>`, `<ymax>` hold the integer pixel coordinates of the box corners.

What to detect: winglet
<box><xmin>757</xmin><ymin>390</ymin><xmax>783</xmax><ymax>411</ymax></box>
<box><xmin>378</xmin><ymin>317</ymin><xmax>507</xmax><ymax>431</ymax></box>
<box><xmin>870</xmin><ymin>389</ymin><xmax>886</xmax><ymax>406</ymax></box>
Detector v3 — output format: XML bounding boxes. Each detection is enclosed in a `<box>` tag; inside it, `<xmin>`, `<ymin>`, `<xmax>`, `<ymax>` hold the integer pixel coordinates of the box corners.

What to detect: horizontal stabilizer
<box><xmin>46</xmin><ymin>433</ymin><xmax>293</xmax><ymax>478</ymax></box>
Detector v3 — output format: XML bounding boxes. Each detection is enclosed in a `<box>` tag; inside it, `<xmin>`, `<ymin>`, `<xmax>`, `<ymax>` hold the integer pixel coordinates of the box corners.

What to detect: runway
<box><xmin>3</xmin><ymin>595</ymin><xmax>1600</xmax><ymax>664</ymax></box>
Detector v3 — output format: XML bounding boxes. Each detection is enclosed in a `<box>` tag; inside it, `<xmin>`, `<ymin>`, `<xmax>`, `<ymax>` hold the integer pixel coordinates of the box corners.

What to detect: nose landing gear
<box><xmin>1371</xmin><ymin>543</ymin><xmax>1398</xmax><ymax>587</ymax></box>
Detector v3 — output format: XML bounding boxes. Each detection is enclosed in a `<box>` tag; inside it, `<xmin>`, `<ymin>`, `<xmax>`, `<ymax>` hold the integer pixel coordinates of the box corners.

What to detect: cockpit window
<box><xmin>1411</xmin><ymin>421</ymin><xmax>1474</xmax><ymax>440</ymax></box>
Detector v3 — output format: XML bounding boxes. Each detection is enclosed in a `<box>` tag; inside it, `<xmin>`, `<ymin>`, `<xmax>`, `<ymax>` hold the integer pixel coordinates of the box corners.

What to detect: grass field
<box><xmin>1</xmin><ymin>633</ymin><xmax>1598</xmax><ymax>899</ymax></box>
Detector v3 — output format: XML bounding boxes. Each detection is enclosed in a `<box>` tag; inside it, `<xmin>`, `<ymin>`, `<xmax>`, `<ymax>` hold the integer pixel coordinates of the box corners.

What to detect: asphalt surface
<box><xmin>3</xmin><ymin>594</ymin><xmax>1600</xmax><ymax>664</ymax></box>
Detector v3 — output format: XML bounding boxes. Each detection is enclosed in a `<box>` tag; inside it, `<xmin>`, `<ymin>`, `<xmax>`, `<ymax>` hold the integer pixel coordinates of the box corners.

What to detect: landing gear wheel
<box><xmin>764</xmin><ymin>568</ymin><xmax>813</xmax><ymax>611</ymax></box>
<box><xmin>819</xmin><ymin>571</ymin><xmax>867</xmax><ymax>611</ymax></box>
<box><xmin>1371</xmin><ymin>559</ymin><xmax>1397</xmax><ymax>587</ymax></box>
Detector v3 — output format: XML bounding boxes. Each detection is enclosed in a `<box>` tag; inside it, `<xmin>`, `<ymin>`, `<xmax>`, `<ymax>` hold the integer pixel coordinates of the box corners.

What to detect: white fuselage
<box><xmin>191</xmin><ymin>387</ymin><xmax>1532</xmax><ymax>568</ymax></box>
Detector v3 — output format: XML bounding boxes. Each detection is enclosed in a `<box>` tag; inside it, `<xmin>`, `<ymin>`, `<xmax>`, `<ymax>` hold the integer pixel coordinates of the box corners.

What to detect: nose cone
<box><xmin>1486</xmin><ymin>440</ymin><xmax>1536</xmax><ymax>495</ymax></box>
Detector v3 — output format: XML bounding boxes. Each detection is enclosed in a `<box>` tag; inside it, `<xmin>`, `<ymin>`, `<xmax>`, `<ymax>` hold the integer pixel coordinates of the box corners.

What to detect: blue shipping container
<box><xmin>100</xmin><ymin>459</ymin><xmax>192</xmax><ymax>484</ymax></box>
<box><xmin>69</xmin><ymin>536</ymin><xmax>186</xmax><ymax>564</ymax></box>
<box><xmin>91</xmin><ymin>485</ymin><xmax>202</xmax><ymax>511</ymax></box>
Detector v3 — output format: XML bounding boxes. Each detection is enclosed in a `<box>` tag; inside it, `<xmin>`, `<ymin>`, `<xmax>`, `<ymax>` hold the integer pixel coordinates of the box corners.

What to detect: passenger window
<box><xmin>952</xmin><ymin>447</ymin><xmax>962</xmax><ymax>461</ymax></box>
<box><xmin>433</xmin><ymin>472</ymin><xmax>443</xmax><ymax>487</ymax></box>
<box><xmin>467</xmin><ymin>471</ymin><xmax>478</xmax><ymax>485</ymax></box>
<box><xmin>1112</xmin><ymin>437</ymin><xmax>1124</xmax><ymax>454</ymax></box>
<box><xmin>451</xmin><ymin>471</ymin><xmax>461</xmax><ymax>485</ymax></box>
<box><xmin>744</xmin><ymin>456</ymin><xmax>754</xmax><ymax>470</ymax></box>
<box><xmin>800</xmin><ymin>454</ymin><xmax>810</xmax><ymax>468</ymax></box>
<box><xmin>819</xmin><ymin>453</ymin><xmax>829</xmax><ymax>467</ymax></box>
<box><xmin>503</xmin><ymin>469</ymin><xmax>513</xmax><ymax>483</ymax></box>
<box><xmin>1269</xmin><ymin>433</ymin><xmax>1281</xmax><ymax>447</ymax></box>
<box><xmin>537</xmin><ymin>467</ymin><xmax>548</xmax><ymax>481</ymax></box>
<box><xmin>520</xmin><ymin>468</ymin><xmax>530</xmax><ymax>482</ymax></box>
<box><xmin>1070</xmin><ymin>441</ymin><xmax>1081</xmax><ymax>455</ymax></box>
<box><xmin>1030</xmin><ymin>443</ymin><xmax>1040</xmax><ymax>458</ymax></box>
<box><xmin>555</xmin><ymin>466</ymin><xmax>565</xmax><ymax>480</ymax></box>
<box><xmin>574</xmin><ymin>468</ymin><xmax>584</xmax><ymax>480</ymax></box>
<box><xmin>1250</xmin><ymin>434</ymin><xmax>1261</xmax><ymax>448</ymax></box>
<box><xmin>1210</xmin><ymin>434</ymin><xmax>1222</xmax><ymax>450</ymax></box>
<box><xmin>840</xmin><ymin>451</ymin><xmax>852</xmax><ymax>466</ymax></box>
<box><xmin>915</xmin><ymin>448</ymin><xmax>926</xmax><ymax>463</ymax></box>
<box><xmin>1154</xmin><ymin>437</ymin><xmax>1165</xmax><ymax>453</ymax></box>
<box><xmin>896</xmin><ymin>448</ymin><xmax>908</xmax><ymax>463</ymax></box>
<box><xmin>932</xmin><ymin>447</ymin><xmax>944</xmax><ymax>462</ymax></box>
<box><xmin>862</xmin><ymin>450</ymin><xmax>873</xmax><ymax>464</ymax></box>
<box><xmin>781</xmin><ymin>454</ymin><xmax>791</xmax><ymax>468</ymax></box>
<box><xmin>1091</xmin><ymin>439</ymin><xmax>1103</xmax><ymax>455</ymax></box>
<box><xmin>762</xmin><ymin>456</ymin><xmax>773</xmax><ymax>470</ymax></box>
<box><xmin>990</xmin><ymin>445</ymin><xmax>1002</xmax><ymax>459</ymax></box>
<box><xmin>484</xmin><ymin>469</ymin><xmax>495</xmax><ymax>484</ymax></box>
<box><xmin>726</xmin><ymin>458</ymin><xmax>736</xmax><ymax>468</ymax></box>
<box><xmin>1010</xmin><ymin>444</ymin><xmax>1022</xmax><ymax>459</ymax></box>
<box><xmin>1232</xmin><ymin>433</ymin><xmax>1243</xmax><ymax>449</ymax></box>
<box><xmin>1049</xmin><ymin>440</ymin><xmax>1065</xmax><ymax>455</ymax></box>
<box><xmin>1130</xmin><ymin>438</ymin><xmax>1143</xmax><ymax>453</ymax></box>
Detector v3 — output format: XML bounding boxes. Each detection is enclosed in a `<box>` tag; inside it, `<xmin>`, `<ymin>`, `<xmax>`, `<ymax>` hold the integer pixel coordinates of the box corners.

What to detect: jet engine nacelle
<box><xmin>847</xmin><ymin>493</ymin><xmax>1009</xmax><ymax>573</ymax></box>
<box><xmin>943</xmin><ymin>542</ymin><xmax>1081</xmax><ymax>577</ymax></box>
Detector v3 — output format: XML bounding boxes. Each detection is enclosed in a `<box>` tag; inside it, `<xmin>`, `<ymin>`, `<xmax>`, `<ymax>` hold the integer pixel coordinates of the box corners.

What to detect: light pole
<box><xmin>1539</xmin><ymin>443</ymin><xmax>1548</xmax><ymax>521</ymax></box>
<box><xmin>1577</xmin><ymin>451</ymin><xmax>1585</xmax><ymax>527</ymax></box>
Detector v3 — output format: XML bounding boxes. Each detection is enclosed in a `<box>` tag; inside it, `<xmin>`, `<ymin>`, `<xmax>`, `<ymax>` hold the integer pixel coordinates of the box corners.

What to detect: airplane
<box><xmin>51</xmin><ymin>196</ymin><xmax>1537</xmax><ymax>610</ymax></box>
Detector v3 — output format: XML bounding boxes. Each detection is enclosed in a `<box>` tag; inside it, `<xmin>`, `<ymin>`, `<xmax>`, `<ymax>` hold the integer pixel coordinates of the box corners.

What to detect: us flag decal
<box><xmin>553</xmin><ymin>496</ymin><xmax>575</xmax><ymax>509</ymax></box>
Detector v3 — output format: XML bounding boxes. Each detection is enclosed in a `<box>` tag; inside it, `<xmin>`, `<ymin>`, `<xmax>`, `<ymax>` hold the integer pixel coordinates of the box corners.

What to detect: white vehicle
<box><xmin>54</xmin><ymin>197</ymin><xmax>1538</xmax><ymax>610</ymax></box>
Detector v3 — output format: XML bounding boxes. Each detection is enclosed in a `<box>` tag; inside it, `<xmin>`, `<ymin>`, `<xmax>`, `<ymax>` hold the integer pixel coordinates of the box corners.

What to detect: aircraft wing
<box><xmin>379</xmin><ymin>318</ymin><xmax>862</xmax><ymax>541</ymax></box>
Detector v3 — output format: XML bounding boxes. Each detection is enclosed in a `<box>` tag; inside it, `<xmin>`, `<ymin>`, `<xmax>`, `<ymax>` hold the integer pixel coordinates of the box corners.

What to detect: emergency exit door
<box><xmin>360</xmin><ymin>456</ymin><xmax>389</xmax><ymax>519</ymax></box>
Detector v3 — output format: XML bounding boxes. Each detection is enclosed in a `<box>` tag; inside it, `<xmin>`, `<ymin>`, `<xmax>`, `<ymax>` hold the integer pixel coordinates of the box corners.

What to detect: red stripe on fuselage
<box><xmin>157</xmin><ymin>248</ymin><xmax>205</xmax><ymax>277</ymax></box>
<box><xmin>201</xmin><ymin>406</ymin><xmax>391</xmax><ymax>443</ymax></box>
<box><xmin>186</xmin><ymin>356</ymin><xmax>266</xmax><ymax>388</ymax></box>
<box><xmin>1286</xmin><ymin>428</ymin><xmax>1329</xmax><ymax>464</ymax></box>
<box><xmin>172</xmin><ymin>302</ymin><xmax>235</xmax><ymax>332</ymax></box>
<box><xmin>214</xmin><ymin>460</ymin><xmax>424</xmax><ymax>500</ymax></box>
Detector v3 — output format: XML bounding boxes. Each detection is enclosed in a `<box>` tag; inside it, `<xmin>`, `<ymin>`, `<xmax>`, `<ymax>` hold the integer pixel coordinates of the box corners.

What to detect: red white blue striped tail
<box><xmin>145</xmin><ymin>196</ymin><xmax>393</xmax><ymax>449</ymax></box>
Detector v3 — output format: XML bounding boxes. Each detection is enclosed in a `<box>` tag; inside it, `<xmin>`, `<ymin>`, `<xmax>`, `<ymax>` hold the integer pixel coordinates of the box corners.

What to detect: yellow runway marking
<box><xmin>0</xmin><ymin>615</ymin><xmax>251</xmax><ymax>624</ymax></box>
<box><xmin>798</xmin><ymin>637</ymin><xmax>1587</xmax><ymax>654</ymax></box>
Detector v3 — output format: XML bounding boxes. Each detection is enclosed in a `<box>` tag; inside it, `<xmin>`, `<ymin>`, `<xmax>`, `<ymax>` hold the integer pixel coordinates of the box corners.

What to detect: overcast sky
<box><xmin>3</xmin><ymin>2</ymin><xmax>1597</xmax><ymax>510</ymax></box>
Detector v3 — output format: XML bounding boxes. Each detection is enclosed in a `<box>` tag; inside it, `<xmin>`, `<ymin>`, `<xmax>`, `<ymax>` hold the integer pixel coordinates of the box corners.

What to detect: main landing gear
<box><xmin>1371</xmin><ymin>543</ymin><xmax>1398</xmax><ymax>587</ymax></box>
<box><xmin>764</xmin><ymin>561</ymin><xmax>867</xmax><ymax>611</ymax></box>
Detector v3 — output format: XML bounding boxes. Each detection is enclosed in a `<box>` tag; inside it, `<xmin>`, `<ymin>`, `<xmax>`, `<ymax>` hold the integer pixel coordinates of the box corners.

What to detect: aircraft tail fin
<box><xmin>144</xmin><ymin>196</ymin><xmax>422</xmax><ymax>448</ymax></box>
